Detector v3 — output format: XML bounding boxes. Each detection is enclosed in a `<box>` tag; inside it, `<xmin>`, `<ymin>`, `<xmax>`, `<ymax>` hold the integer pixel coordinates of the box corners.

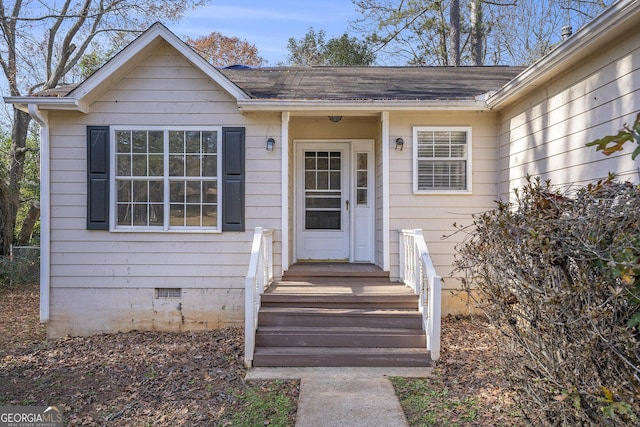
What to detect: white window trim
<box><xmin>109</xmin><ymin>125</ymin><xmax>223</xmax><ymax>233</ymax></box>
<box><xmin>412</xmin><ymin>126</ymin><xmax>473</xmax><ymax>195</ymax></box>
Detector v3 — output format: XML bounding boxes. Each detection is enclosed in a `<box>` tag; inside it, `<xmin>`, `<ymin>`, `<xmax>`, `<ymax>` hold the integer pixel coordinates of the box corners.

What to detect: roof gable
<box><xmin>75</xmin><ymin>23</ymin><xmax>249</xmax><ymax>103</ymax></box>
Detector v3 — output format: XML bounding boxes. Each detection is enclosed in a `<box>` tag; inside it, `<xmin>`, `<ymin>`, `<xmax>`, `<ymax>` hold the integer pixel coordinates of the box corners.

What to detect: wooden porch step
<box><xmin>255</xmin><ymin>326</ymin><xmax>426</xmax><ymax>348</ymax></box>
<box><xmin>258</xmin><ymin>307</ymin><xmax>423</xmax><ymax>329</ymax></box>
<box><xmin>252</xmin><ymin>347</ymin><xmax>431</xmax><ymax>367</ymax></box>
<box><xmin>252</xmin><ymin>264</ymin><xmax>430</xmax><ymax>367</ymax></box>
<box><xmin>282</xmin><ymin>263</ymin><xmax>390</xmax><ymax>280</ymax></box>
<box><xmin>260</xmin><ymin>293</ymin><xmax>418</xmax><ymax>309</ymax></box>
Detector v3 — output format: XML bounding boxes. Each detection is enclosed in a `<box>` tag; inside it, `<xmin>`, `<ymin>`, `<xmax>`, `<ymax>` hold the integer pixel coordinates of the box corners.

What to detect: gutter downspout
<box><xmin>28</xmin><ymin>104</ymin><xmax>50</xmax><ymax>323</ymax></box>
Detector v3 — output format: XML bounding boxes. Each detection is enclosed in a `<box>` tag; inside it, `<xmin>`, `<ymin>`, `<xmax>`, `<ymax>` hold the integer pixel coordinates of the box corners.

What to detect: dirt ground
<box><xmin>425</xmin><ymin>314</ymin><xmax>526</xmax><ymax>426</ymax></box>
<box><xmin>0</xmin><ymin>283</ymin><xmax>298</xmax><ymax>426</ymax></box>
<box><xmin>1</xmin><ymin>283</ymin><xmax>521</xmax><ymax>426</ymax></box>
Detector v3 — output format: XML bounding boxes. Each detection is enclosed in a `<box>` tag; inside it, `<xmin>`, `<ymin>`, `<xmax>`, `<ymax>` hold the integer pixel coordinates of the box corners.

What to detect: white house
<box><xmin>5</xmin><ymin>0</ymin><xmax>639</xmax><ymax>342</ymax></box>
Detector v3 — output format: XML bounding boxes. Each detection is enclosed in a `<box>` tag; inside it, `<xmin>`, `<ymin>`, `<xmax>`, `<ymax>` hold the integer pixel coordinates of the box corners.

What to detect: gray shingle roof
<box><xmin>32</xmin><ymin>66</ymin><xmax>526</xmax><ymax>102</ymax></box>
<box><xmin>219</xmin><ymin>66</ymin><xmax>526</xmax><ymax>101</ymax></box>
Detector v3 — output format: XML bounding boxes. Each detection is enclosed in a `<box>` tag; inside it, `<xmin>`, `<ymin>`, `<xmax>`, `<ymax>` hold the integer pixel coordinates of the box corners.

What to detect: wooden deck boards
<box><xmin>252</xmin><ymin>263</ymin><xmax>430</xmax><ymax>367</ymax></box>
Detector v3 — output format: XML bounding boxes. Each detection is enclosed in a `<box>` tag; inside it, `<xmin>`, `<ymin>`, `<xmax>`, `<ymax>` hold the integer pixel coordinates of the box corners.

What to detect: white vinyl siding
<box><xmin>388</xmin><ymin>113</ymin><xmax>498</xmax><ymax>296</ymax></box>
<box><xmin>413</xmin><ymin>127</ymin><xmax>472</xmax><ymax>193</ymax></box>
<box><xmin>497</xmin><ymin>29</ymin><xmax>640</xmax><ymax>198</ymax></box>
<box><xmin>112</xmin><ymin>127</ymin><xmax>222</xmax><ymax>231</ymax></box>
<box><xmin>45</xmin><ymin>42</ymin><xmax>282</xmax><ymax>337</ymax></box>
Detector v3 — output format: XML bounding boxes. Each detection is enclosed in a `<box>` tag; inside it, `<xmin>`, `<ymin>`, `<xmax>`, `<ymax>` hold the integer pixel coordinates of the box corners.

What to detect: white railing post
<box><xmin>245</xmin><ymin>227</ymin><xmax>274</xmax><ymax>367</ymax></box>
<box><xmin>413</xmin><ymin>229</ymin><xmax>423</xmax><ymax>297</ymax></box>
<box><xmin>398</xmin><ymin>228</ymin><xmax>441</xmax><ymax>362</ymax></box>
<box><xmin>429</xmin><ymin>275</ymin><xmax>441</xmax><ymax>361</ymax></box>
<box><xmin>399</xmin><ymin>231</ymin><xmax>407</xmax><ymax>283</ymax></box>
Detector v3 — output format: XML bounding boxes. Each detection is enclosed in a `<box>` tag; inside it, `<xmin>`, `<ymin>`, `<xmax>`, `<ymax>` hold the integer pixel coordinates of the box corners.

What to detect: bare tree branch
<box><xmin>0</xmin><ymin>0</ymin><xmax>208</xmax><ymax>255</ymax></box>
<box><xmin>47</xmin><ymin>0</ymin><xmax>73</xmax><ymax>82</ymax></box>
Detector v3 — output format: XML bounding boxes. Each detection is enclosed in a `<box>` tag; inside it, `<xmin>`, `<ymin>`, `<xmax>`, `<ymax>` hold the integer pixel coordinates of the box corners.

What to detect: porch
<box><xmin>245</xmin><ymin>228</ymin><xmax>441</xmax><ymax>368</ymax></box>
<box><xmin>253</xmin><ymin>262</ymin><xmax>428</xmax><ymax>367</ymax></box>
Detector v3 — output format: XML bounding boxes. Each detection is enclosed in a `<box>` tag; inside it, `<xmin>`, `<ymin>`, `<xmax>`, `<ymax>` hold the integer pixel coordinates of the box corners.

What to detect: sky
<box><xmin>170</xmin><ymin>0</ymin><xmax>361</xmax><ymax>66</ymax></box>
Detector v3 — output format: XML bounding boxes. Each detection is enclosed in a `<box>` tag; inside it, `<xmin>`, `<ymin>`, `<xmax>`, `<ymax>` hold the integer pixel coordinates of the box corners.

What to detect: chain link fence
<box><xmin>0</xmin><ymin>245</ymin><xmax>40</xmax><ymax>285</ymax></box>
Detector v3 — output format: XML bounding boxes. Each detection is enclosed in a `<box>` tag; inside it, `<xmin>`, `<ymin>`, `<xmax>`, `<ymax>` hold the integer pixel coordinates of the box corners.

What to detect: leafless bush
<box><xmin>455</xmin><ymin>175</ymin><xmax>640</xmax><ymax>425</ymax></box>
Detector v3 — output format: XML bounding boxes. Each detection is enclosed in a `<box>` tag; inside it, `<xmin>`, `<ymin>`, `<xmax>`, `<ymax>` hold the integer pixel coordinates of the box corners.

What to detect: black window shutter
<box><xmin>222</xmin><ymin>127</ymin><xmax>245</xmax><ymax>231</ymax></box>
<box><xmin>87</xmin><ymin>126</ymin><xmax>110</xmax><ymax>230</ymax></box>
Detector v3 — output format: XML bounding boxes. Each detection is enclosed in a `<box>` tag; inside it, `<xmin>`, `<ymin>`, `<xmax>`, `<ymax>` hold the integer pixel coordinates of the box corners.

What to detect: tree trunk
<box><xmin>16</xmin><ymin>201</ymin><xmax>40</xmax><ymax>246</ymax></box>
<box><xmin>470</xmin><ymin>0</ymin><xmax>484</xmax><ymax>65</ymax></box>
<box><xmin>450</xmin><ymin>0</ymin><xmax>461</xmax><ymax>66</ymax></box>
<box><xmin>0</xmin><ymin>171</ymin><xmax>12</xmax><ymax>256</ymax></box>
<box><xmin>437</xmin><ymin>4</ymin><xmax>449</xmax><ymax>65</ymax></box>
<box><xmin>2</xmin><ymin>108</ymin><xmax>32</xmax><ymax>255</ymax></box>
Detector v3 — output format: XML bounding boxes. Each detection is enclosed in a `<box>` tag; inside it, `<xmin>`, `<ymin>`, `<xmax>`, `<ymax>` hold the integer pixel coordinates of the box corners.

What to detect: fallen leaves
<box><xmin>1</xmin><ymin>283</ymin><xmax>298</xmax><ymax>426</ymax></box>
<box><xmin>395</xmin><ymin>314</ymin><xmax>526</xmax><ymax>426</ymax></box>
<box><xmin>4</xmin><ymin>284</ymin><xmax>525</xmax><ymax>426</ymax></box>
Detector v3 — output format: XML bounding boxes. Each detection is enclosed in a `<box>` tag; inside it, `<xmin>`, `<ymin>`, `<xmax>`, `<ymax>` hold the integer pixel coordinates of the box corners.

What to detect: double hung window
<box><xmin>113</xmin><ymin>127</ymin><xmax>221</xmax><ymax>230</ymax></box>
<box><xmin>413</xmin><ymin>127</ymin><xmax>472</xmax><ymax>193</ymax></box>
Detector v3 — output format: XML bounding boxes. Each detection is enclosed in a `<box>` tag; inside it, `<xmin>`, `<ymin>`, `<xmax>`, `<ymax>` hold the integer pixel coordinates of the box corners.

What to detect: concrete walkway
<box><xmin>245</xmin><ymin>367</ymin><xmax>432</xmax><ymax>427</ymax></box>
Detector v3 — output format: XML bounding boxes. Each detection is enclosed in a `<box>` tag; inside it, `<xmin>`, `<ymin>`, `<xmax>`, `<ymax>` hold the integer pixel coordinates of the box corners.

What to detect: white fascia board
<box><xmin>237</xmin><ymin>99</ymin><xmax>490</xmax><ymax>112</ymax></box>
<box><xmin>488</xmin><ymin>0</ymin><xmax>640</xmax><ymax>110</ymax></box>
<box><xmin>3</xmin><ymin>96</ymin><xmax>88</xmax><ymax>113</ymax></box>
<box><xmin>71</xmin><ymin>23</ymin><xmax>250</xmax><ymax>102</ymax></box>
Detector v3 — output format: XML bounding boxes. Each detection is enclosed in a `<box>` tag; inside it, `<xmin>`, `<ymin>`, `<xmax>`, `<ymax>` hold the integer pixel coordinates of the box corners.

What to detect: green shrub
<box><xmin>455</xmin><ymin>176</ymin><xmax>639</xmax><ymax>425</ymax></box>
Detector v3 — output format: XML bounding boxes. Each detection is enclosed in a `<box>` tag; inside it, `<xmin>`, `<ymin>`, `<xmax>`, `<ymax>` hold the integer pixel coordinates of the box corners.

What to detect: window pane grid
<box><xmin>304</xmin><ymin>151</ymin><xmax>341</xmax><ymax>190</ymax></box>
<box><xmin>116</xmin><ymin>179</ymin><xmax>164</xmax><ymax>226</ymax></box>
<box><xmin>304</xmin><ymin>151</ymin><xmax>342</xmax><ymax>230</ymax></box>
<box><xmin>415</xmin><ymin>129</ymin><xmax>469</xmax><ymax>191</ymax></box>
<box><xmin>169</xmin><ymin>179</ymin><xmax>218</xmax><ymax>227</ymax></box>
<box><xmin>115</xmin><ymin>129</ymin><xmax>219</xmax><ymax>229</ymax></box>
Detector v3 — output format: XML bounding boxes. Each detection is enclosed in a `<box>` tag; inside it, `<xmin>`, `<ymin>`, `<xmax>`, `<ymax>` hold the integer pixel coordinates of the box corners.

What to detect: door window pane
<box><xmin>356</xmin><ymin>153</ymin><xmax>368</xmax><ymax>205</ymax></box>
<box><xmin>304</xmin><ymin>151</ymin><xmax>342</xmax><ymax>230</ymax></box>
<box><xmin>306</xmin><ymin>211</ymin><xmax>341</xmax><ymax>229</ymax></box>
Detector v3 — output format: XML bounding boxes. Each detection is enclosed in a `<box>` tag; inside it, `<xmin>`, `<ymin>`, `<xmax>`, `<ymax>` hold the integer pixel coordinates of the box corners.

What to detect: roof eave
<box><xmin>3</xmin><ymin>96</ymin><xmax>87</xmax><ymax>113</ymax></box>
<box><xmin>487</xmin><ymin>0</ymin><xmax>640</xmax><ymax>110</ymax></box>
<box><xmin>237</xmin><ymin>99</ymin><xmax>490</xmax><ymax>112</ymax></box>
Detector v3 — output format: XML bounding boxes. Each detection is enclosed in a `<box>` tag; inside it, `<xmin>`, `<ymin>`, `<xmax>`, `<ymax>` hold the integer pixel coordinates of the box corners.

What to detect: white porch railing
<box><xmin>399</xmin><ymin>229</ymin><xmax>441</xmax><ymax>361</ymax></box>
<box><xmin>244</xmin><ymin>227</ymin><xmax>274</xmax><ymax>367</ymax></box>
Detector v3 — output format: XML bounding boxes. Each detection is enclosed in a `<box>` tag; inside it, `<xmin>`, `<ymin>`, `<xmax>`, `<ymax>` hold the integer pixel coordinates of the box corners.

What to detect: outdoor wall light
<box><xmin>395</xmin><ymin>137</ymin><xmax>404</xmax><ymax>151</ymax></box>
<box><xmin>328</xmin><ymin>116</ymin><xmax>343</xmax><ymax>123</ymax></box>
<box><xmin>266</xmin><ymin>137</ymin><xmax>275</xmax><ymax>151</ymax></box>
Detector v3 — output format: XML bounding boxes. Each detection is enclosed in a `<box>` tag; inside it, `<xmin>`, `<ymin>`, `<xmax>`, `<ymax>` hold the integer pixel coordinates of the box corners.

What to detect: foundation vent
<box><xmin>155</xmin><ymin>288</ymin><xmax>182</xmax><ymax>298</ymax></box>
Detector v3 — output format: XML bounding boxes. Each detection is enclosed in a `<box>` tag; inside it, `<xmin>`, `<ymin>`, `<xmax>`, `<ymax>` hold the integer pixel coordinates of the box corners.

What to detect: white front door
<box><xmin>295</xmin><ymin>142</ymin><xmax>350</xmax><ymax>260</ymax></box>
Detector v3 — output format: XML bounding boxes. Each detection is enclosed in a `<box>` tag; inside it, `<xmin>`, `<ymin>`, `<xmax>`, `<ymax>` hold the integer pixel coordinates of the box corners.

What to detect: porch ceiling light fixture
<box><xmin>328</xmin><ymin>115</ymin><xmax>342</xmax><ymax>123</ymax></box>
<box><xmin>395</xmin><ymin>137</ymin><xmax>404</xmax><ymax>151</ymax></box>
<box><xmin>266</xmin><ymin>137</ymin><xmax>275</xmax><ymax>151</ymax></box>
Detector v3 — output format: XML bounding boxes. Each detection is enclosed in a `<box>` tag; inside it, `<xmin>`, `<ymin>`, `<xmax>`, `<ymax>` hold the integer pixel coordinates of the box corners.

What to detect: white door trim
<box><xmin>293</xmin><ymin>139</ymin><xmax>375</xmax><ymax>263</ymax></box>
